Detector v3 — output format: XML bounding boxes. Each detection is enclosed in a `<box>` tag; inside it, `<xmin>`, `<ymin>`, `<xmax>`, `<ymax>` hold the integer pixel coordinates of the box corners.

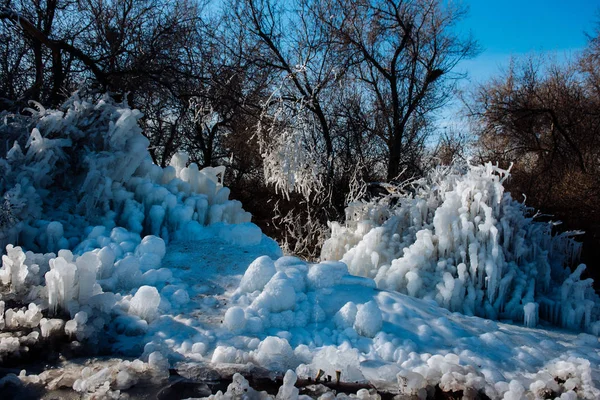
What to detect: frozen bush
<box><xmin>322</xmin><ymin>163</ymin><xmax>600</xmax><ymax>332</ymax></box>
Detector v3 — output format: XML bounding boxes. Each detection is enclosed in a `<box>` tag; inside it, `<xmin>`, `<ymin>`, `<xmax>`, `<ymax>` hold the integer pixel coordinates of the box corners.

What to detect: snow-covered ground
<box><xmin>120</xmin><ymin>231</ymin><xmax>600</xmax><ymax>399</ymax></box>
<box><xmin>0</xmin><ymin>96</ymin><xmax>599</xmax><ymax>399</ymax></box>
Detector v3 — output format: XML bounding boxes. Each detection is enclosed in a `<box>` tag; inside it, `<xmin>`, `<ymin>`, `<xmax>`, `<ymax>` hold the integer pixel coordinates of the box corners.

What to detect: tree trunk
<box><xmin>387</xmin><ymin>125</ymin><xmax>403</xmax><ymax>181</ymax></box>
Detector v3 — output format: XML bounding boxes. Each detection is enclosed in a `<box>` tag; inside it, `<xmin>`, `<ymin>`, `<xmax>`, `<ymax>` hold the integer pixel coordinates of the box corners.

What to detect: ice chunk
<box><xmin>523</xmin><ymin>302</ymin><xmax>538</xmax><ymax>328</ymax></box>
<box><xmin>276</xmin><ymin>370</ymin><xmax>299</xmax><ymax>400</ymax></box>
<box><xmin>219</xmin><ymin>373</ymin><xmax>271</xmax><ymax>399</ymax></box>
<box><xmin>40</xmin><ymin>318</ymin><xmax>65</xmax><ymax>338</ymax></box>
<box><xmin>211</xmin><ymin>346</ymin><xmax>246</xmax><ymax>364</ymax></box>
<box><xmin>397</xmin><ymin>370</ymin><xmax>427</xmax><ymax>396</ymax></box>
<box><xmin>97</xmin><ymin>246</ymin><xmax>116</xmax><ymax>279</ymax></box>
<box><xmin>307</xmin><ymin>346</ymin><xmax>365</xmax><ymax>383</ymax></box>
<box><xmin>135</xmin><ymin>235</ymin><xmax>166</xmax><ymax>271</ymax></box>
<box><xmin>129</xmin><ymin>286</ymin><xmax>161</xmax><ymax>322</ymax></box>
<box><xmin>65</xmin><ymin>311</ymin><xmax>89</xmax><ymax>341</ymax></box>
<box><xmin>223</xmin><ymin>306</ymin><xmax>246</xmax><ymax>332</ymax></box>
<box><xmin>251</xmin><ymin>272</ymin><xmax>296</xmax><ymax>313</ymax></box>
<box><xmin>252</xmin><ymin>336</ymin><xmax>296</xmax><ymax>372</ymax></box>
<box><xmin>0</xmin><ymin>245</ymin><xmax>29</xmax><ymax>293</ymax></box>
<box><xmin>76</xmin><ymin>252</ymin><xmax>100</xmax><ymax>304</ymax></box>
<box><xmin>4</xmin><ymin>303</ymin><xmax>43</xmax><ymax>329</ymax></box>
<box><xmin>240</xmin><ymin>256</ymin><xmax>277</xmax><ymax>293</ymax></box>
<box><xmin>148</xmin><ymin>351</ymin><xmax>170</xmax><ymax>380</ymax></box>
<box><xmin>113</xmin><ymin>256</ymin><xmax>142</xmax><ymax>289</ymax></box>
<box><xmin>354</xmin><ymin>301</ymin><xmax>383</xmax><ymax>338</ymax></box>
<box><xmin>45</xmin><ymin>256</ymin><xmax>77</xmax><ymax>315</ymax></box>
<box><xmin>334</xmin><ymin>302</ymin><xmax>358</xmax><ymax>329</ymax></box>
<box><xmin>73</xmin><ymin>367</ymin><xmax>112</xmax><ymax>393</ymax></box>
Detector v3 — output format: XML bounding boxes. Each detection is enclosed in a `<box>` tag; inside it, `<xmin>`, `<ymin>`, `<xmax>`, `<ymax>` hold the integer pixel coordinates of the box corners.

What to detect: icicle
<box><xmin>523</xmin><ymin>302</ymin><xmax>538</xmax><ymax>328</ymax></box>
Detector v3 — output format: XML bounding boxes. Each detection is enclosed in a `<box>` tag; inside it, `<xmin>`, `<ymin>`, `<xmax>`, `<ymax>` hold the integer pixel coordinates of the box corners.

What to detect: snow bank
<box><xmin>322</xmin><ymin>163</ymin><xmax>600</xmax><ymax>333</ymax></box>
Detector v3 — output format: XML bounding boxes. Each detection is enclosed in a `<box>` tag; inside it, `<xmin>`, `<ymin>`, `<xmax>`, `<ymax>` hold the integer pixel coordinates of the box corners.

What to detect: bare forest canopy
<box><xmin>1</xmin><ymin>0</ymin><xmax>599</xmax><ymax>280</ymax></box>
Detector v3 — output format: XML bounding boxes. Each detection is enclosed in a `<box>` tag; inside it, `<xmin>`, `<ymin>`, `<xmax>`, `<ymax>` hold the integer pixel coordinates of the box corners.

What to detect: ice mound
<box><xmin>0</xmin><ymin>95</ymin><xmax>262</xmax><ymax>373</ymax></box>
<box><xmin>229</xmin><ymin>255</ymin><xmax>381</xmax><ymax>336</ymax></box>
<box><xmin>222</xmin><ymin>255</ymin><xmax>396</xmax><ymax>385</ymax></box>
<box><xmin>0</xmin><ymin>95</ymin><xmax>253</xmax><ymax>257</ymax></box>
<box><xmin>322</xmin><ymin>163</ymin><xmax>600</xmax><ymax>333</ymax></box>
<box><xmin>212</xmin><ymin>229</ymin><xmax>599</xmax><ymax>399</ymax></box>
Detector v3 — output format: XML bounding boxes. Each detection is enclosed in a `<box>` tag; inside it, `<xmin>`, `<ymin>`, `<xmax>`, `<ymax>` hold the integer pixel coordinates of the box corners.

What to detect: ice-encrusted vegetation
<box><xmin>322</xmin><ymin>164</ymin><xmax>600</xmax><ymax>334</ymax></box>
<box><xmin>0</xmin><ymin>95</ymin><xmax>256</xmax><ymax>389</ymax></box>
<box><xmin>0</xmin><ymin>96</ymin><xmax>598</xmax><ymax>399</ymax></box>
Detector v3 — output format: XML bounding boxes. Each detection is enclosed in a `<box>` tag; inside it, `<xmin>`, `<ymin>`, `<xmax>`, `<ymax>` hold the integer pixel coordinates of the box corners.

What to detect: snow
<box><xmin>0</xmin><ymin>95</ymin><xmax>599</xmax><ymax>399</ymax></box>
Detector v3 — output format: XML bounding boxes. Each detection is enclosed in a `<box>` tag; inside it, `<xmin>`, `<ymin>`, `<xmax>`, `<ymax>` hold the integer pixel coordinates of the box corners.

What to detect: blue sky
<box><xmin>456</xmin><ymin>0</ymin><xmax>599</xmax><ymax>83</ymax></box>
<box><xmin>436</xmin><ymin>0</ymin><xmax>599</xmax><ymax>132</ymax></box>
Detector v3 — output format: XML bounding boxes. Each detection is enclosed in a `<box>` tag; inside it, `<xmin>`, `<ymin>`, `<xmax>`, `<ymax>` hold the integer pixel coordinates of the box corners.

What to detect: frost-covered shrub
<box><xmin>322</xmin><ymin>163</ymin><xmax>600</xmax><ymax>332</ymax></box>
<box><xmin>0</xmin><ymin>94</ymin><xmax>256</xmax><ymax>371</ymax></box>
<box><xmin>0</xmin><ymin>95</ymin><xmax>251</xmax><ymax>254</ymax></box>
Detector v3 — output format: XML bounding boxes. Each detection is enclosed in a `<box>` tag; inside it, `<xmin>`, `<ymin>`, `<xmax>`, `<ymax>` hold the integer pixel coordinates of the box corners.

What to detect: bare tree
<box><xmin>0</xmin><ymin>0</ymin><xmax>208</xmax><ymax>108</ymax></box>
<box><xmin>232</xmin><ymin>0</ymin><xmax>353</xmax><ymax>193</ymax></box>
<box><xmin>320</xmin><ymin>0</ymin><xmax>478</xmax><ymax>180</ymax></box>
<box><xmin>470</xmin><ymin>55</ymin><xmax>600</xmax><ymax>197</ymax></box>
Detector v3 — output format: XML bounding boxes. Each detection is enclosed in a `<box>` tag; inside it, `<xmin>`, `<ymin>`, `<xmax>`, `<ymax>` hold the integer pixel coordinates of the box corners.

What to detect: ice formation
<box><xmin>322</xmin><ymin>163</ymin><xmax>600</xmax><ymax>333</ymax></box>
<box><xmin>0</xmin><ymin>95</ymin><xmax>251</xmax><ymax>257</ymax></box>
<box><xmin>215</xmin><ymin>252</ymin><xmax>599</xmax><ymax>399</ymax></box>
<box><xmin>0</xmin><ymin>95</ymin><xmax>267</xmax><ymax>394</ymax></box>
<box><xmin>1</xmin><ymin>96</ymin><xmax>599</xmax><ymax>399</ymax></box>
